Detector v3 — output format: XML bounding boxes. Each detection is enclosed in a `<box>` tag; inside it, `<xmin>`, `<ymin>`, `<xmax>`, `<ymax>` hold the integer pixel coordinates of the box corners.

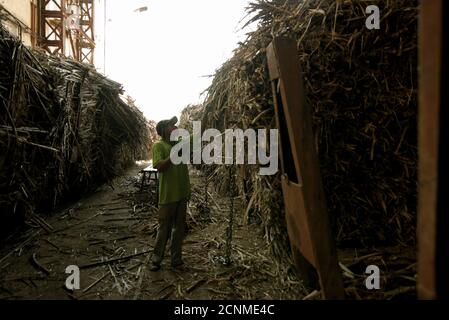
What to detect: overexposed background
<box><xmin>96</xmin><ymin>0</ymin><xmax>255</xmax><ymax>122</ymax></box>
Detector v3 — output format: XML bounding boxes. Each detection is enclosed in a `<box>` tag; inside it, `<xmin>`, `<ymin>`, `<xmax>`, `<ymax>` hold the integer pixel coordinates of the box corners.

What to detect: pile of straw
<box><xmin>0</xmin><ymin>23</ymin><xmax>150</xmax><ymax>238</ymax></box>
<box><xmin>186</xmin><ymin>0</ymin><xmax>418</xmax><ymax>264</ymax></box>
<box><xmin>179</xmin><ymin>104</ymin><xmax>203</xmax><ymax>133</ymax></box>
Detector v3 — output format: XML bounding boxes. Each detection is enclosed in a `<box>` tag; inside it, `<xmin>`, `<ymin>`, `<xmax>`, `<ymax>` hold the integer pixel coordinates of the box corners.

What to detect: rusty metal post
<box><xmin>267</xmin><ymin>37</ymin><xmax>345</xmax><ymax>299</ymax></box>
<box><xmin>418</xmin><ymin>0</ymin><xmax>449</xmax><ymax>299</ymax></box>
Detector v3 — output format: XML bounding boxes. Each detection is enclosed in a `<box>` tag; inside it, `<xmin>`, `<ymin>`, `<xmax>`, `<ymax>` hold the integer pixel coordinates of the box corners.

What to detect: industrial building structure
<box><xmin>0</xmin><ymin>0</ymin><xmax>102</xmax><ymax>65</ymax></box>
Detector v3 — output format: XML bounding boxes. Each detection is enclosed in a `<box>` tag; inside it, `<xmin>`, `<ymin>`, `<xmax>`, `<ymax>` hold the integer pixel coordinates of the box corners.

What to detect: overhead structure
<box><xmin>67</xmin><ymin>0</ymin><xmax>95</xmax><ymax>64</ymax></box>
<box><xmin>39</xmin><ymin>0</ymin><xmax>65</xmax><ymax>55</ymax></box>
<box><xmin>38</xmin><ymin>0</ymin><xmax>95</xmax><ymax>63</ymax></box>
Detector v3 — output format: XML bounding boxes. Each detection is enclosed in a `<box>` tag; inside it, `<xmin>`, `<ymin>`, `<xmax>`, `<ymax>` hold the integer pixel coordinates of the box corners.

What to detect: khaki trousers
<box><xmin>151</xmin><ymin>198</ymin><xmax>187</xmax><ymax>265</ymax></box>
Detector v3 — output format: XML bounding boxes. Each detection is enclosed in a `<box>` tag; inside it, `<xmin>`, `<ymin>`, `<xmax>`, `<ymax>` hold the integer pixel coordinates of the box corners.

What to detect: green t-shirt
<box><xmin>152</xmin><ymin>140</ymin><xmax>191</xmax><ymax>206</ymax></box>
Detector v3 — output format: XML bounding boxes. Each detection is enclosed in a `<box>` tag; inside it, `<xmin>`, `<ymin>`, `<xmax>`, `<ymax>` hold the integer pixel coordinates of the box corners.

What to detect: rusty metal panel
<box><xmin>267</xmin><ymin>37</ymin><xmax>344</xmax><ymax>299</ymax></box>
<box><xmin>418</xmin><ymin>0</ymin><xmax>448</xmax><ymax>299</ymax></box>
<box><xmin>281</xmin><ymin>179</ymin><xmax>316</xmax><ymax>266</ymax></box>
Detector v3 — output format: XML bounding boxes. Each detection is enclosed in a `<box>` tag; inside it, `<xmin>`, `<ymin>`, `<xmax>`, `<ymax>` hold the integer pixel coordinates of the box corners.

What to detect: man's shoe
<box><xmin>150</xmin><ymin>263</ymin><xmax>161</xmax><ymax>272</ymax></box>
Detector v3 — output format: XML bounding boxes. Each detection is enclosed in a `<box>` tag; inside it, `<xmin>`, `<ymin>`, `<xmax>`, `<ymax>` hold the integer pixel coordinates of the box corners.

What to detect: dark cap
<box><xmin>156</xmin><ymin>116</ymin><xmax>178</xmax><ymax>135</ymax></box>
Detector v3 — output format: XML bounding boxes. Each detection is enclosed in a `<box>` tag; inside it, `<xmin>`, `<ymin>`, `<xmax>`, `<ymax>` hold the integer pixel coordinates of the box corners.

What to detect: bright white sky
<box><xmin>102</xmin><ymin>0</ymin><xmax>255</xmax><ymax>122</ymax></box>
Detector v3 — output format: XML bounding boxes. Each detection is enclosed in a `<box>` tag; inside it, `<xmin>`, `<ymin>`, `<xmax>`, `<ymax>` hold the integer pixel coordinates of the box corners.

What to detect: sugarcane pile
<box><xmin>179</xmin><ymin>104</ymin><xmax>203</xmax><ymax>132</ymax></box>
<box><xmin>0</xmin><ymin>23</ymin><xmax>150</xmax><ymax>238</ymax></box>
<box><xmin>189</xmin><ymin>0</ymin><xmax>418</xmax><ymax>264</ymax></box>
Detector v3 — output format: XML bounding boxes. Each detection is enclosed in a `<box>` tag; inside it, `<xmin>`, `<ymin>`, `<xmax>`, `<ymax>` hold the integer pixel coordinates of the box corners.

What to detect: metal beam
<box><xmin>38</xmin><ymin>0</ymin><xmax>64</xmax><ymax>55</ymax></box>
<box><xmin>267</xmin><ymin>37</ymin><xmax>345</xmax><ymax>299</ymax></box>
<box><xmin>78</xmin><ymin>0</ymin><xmax>95</xmax><ymax>64</ymax></box>
<box><xmin>37</xmin><ymin>0</ymin><xmax>95</xmax><ymax>64</ymax></box>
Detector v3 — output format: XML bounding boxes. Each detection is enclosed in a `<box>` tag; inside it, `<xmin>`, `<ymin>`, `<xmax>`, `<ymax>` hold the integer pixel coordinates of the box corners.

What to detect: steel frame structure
<box><xmin>38</xmin><ymin>0</ymin><xmax>94</xmax><ymax>63</ymax></box>
<box><xmin>39</xmin><ymin>0</ymin><xmax>64</xmax><ymax>55</ymax></box>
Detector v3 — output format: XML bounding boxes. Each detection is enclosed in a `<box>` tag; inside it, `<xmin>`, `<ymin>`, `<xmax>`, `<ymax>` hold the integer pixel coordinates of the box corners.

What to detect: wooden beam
<box><xmin>418</xmin><ymin>0</ymin><xmax>449</xmax><ymax>299</ymax></box>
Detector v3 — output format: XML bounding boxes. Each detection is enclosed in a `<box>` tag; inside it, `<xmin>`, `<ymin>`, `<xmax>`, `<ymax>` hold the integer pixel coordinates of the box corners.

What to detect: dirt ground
<box><xmin>0</xmin><ymin>163</ymin><xmax>304</xmax><ymax>300</ymax></box>
<box><xmin>0</xmin><ymin>163</ymin><xmax>417</xmax><ymax>300</ymax></box>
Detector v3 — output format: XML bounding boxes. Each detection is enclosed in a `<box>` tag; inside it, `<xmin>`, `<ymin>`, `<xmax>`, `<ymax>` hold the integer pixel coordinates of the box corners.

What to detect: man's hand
<box><xmin>154</xmin><ymin>157</ymin><xmax>172</xmax><ymax>172</ymax></box>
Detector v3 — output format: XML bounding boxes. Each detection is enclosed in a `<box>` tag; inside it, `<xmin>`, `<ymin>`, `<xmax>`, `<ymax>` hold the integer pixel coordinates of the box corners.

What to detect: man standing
<box><xmin>150</xmin><ymin>116</ymin><xmax>191</xmax><ymax>271</ymax></box>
